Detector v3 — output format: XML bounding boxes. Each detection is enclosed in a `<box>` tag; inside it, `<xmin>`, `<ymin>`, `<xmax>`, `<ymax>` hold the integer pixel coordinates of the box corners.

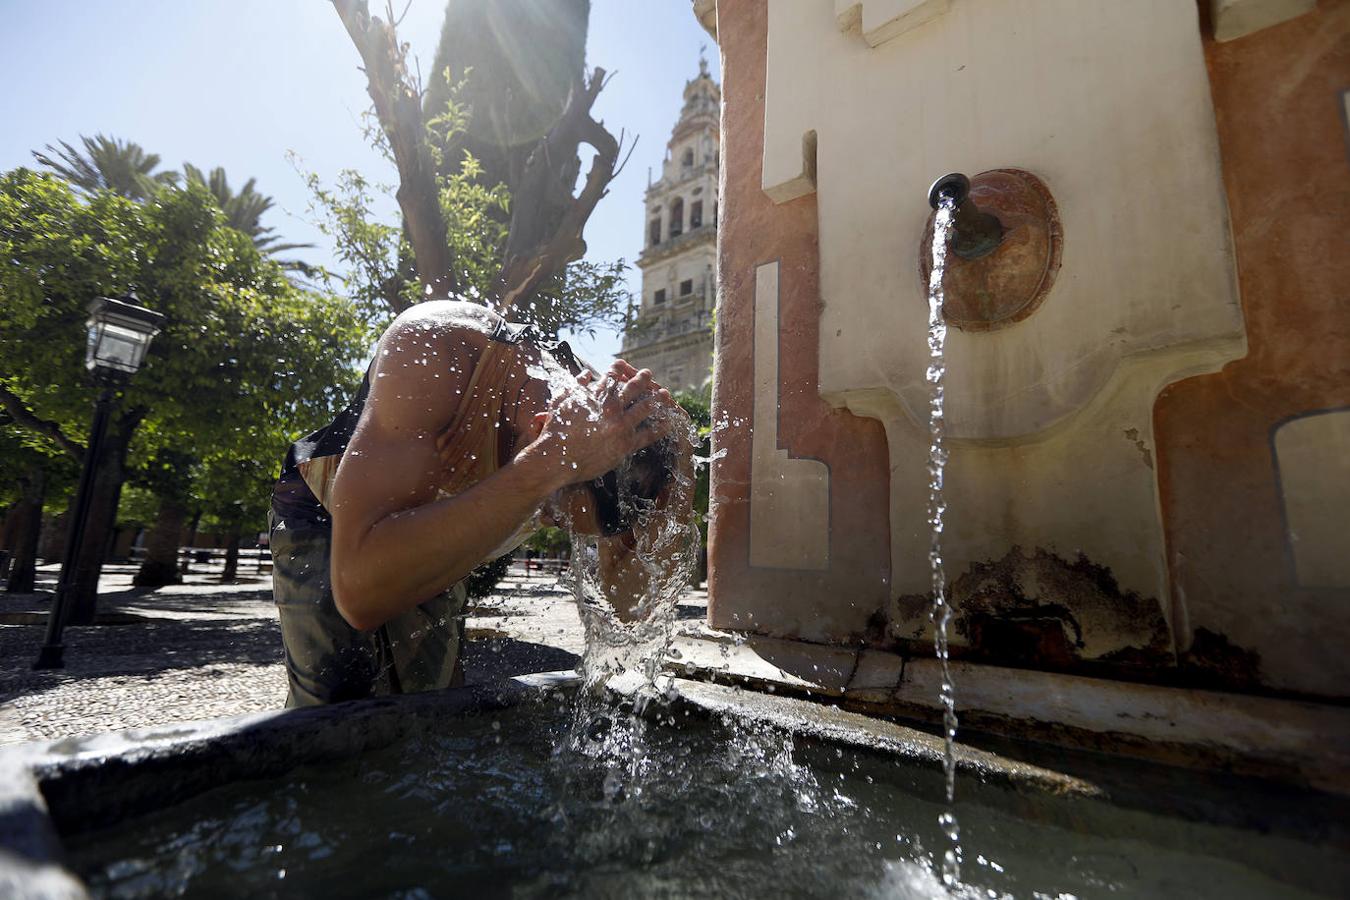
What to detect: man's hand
<box><xmin>521</xmin><ymin>361</ymin><xmax>674</xmax><ymax>488</ymax></box>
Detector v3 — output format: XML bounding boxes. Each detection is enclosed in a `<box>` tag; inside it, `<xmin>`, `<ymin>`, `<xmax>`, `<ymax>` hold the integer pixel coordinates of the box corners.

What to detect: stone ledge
<box><xmin>667</xmin><ymin>629</ymin><xmax>1350</xmax><ymax>796</ymax></box>
<box><xmin>0</xmin><ymin>671</ymin><xmax>581</xmax><ymax>836</ymax></box>
<box><xmin>0</xmin><ymin>671</ymin><xmax>581</xmax><ymax>899</ymax></box>
<box><xmin>608</xmin><ymin>671</ymin><xmax>1099</xmax><ymax>801</ymax></box>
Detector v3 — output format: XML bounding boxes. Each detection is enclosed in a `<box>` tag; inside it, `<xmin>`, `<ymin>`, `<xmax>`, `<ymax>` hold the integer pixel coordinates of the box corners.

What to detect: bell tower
<box><xmin>620</xmin><ymin>53</ymin><xmax>720</xmax><ymax>393</ymax></box>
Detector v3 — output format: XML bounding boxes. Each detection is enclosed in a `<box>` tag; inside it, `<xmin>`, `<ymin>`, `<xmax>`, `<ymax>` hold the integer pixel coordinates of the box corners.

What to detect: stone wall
<box><xmin>1153</xmin><ymin>0</ymin><xmax>1350</xmax><ymax>697</ymax></box>
<box><xmin>707</xmin><ymin>0</ymin><xmax>893</xmax><ymax>643</ymax></box>
<box><xmin>703</xmin><ymin>0</ymin><xmax>1348</xmax><ymax>700</ymax></box>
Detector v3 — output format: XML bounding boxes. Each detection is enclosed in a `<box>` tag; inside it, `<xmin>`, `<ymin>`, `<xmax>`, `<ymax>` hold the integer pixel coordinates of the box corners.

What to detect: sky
<box><xmin>0</xmin><ymin>0</ymin><xmax>720</xmax><ymax>364</ymax></box>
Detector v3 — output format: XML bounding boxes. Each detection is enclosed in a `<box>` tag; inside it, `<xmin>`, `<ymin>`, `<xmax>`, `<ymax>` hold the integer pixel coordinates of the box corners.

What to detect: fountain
<box><xmin>700</xmin><ymin>0</ymin><xmax>1350</xmax><ymax>788</ymax></box>
<box><xmin>3</xmin><ymin>0</ymin><xmax>1349</xmax><ymax>895</ymax></box>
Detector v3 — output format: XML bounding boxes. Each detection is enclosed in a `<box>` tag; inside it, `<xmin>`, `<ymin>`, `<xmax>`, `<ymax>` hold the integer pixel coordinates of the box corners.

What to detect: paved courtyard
<box><xmin>0</xmin><ymin>560</ymin><xmax>706</xmax><ymax>747</ymax></box>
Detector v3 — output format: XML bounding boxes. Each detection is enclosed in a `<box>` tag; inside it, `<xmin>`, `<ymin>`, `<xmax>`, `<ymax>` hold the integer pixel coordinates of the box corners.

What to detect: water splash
<box><xmin>520</xmin><ymin>346</ymin><xmax>701</xmax><ymax>701</ymax></box>
<box><xmin>567</xmin><ymin>401</ymin><xmax>701</xmax><ymax>696</ymax></box>
<box><xmin>542</xmin><ymin>388</ymin><xmax>703</xmax><ymax>819</ymax></box>
<box><xmin>926</xmin><ymin>197</ymin><xmax>962</xmax><ymax>887</ymax></box>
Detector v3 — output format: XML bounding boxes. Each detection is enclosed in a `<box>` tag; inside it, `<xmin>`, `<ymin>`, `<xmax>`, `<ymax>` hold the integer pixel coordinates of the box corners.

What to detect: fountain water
<box><xmin>528</xmin><ymin>367</ymin><xmax>706</xmax><ymax>813</ymax></box>
<box><xmin>925</xmin><ymin>190</ymin><xmax>962</xmax><ymax>887</ymax></box>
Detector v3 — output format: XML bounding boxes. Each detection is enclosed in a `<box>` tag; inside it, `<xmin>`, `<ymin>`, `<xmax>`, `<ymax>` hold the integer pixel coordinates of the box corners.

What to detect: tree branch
<box><xmin>0</xmin><ymin>383</ymin><xmax>85</xmax><ymax>462</ymax></box>
<box><xmin>333</xmin><ymin>0</ymin><xmax>455</xmax><ymax>307</ymax></box>
<box><xmin>492</xmin><ymin>67</ymin><xmax>623</xmax><ymax>315</ymax></box>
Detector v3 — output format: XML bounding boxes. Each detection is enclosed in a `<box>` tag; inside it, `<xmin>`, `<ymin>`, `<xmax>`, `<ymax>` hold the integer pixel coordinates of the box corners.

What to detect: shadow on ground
<box><xmin>1</xmin><ymin>623</ymin><xmax>578</xmax><ymax>707</ymax></box>
<box><xmin>0</xmin><ymin>617</ymin><xmax>283</xmax><ymax>705</ymax></box>
<box><xmin>462</xmin><ymin>637</ymin><xmax>579</xmax><ymax>683</ymax></box>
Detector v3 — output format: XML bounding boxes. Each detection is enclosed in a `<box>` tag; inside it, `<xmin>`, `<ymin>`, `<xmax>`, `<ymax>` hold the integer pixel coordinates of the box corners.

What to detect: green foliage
<box><xmin>114</xmin><ymin>483</ymin><xmax>160</xmax><ymax>530</ymax></box>
<box><xmin>296</xmin><ymin>83</ymin><xmax>629</xmax><ymax>338</ymax></box>
<box><xmin>428</xmin><ymin>96</ymin><xmax>513</xmax><ymax>303</ymax></box>
<box><xmin>673</xmin><ymin>389</ymin><xmax>712</xmax><ymax>544</ymax></box>
<box><xmin>292</xmin><ymin>160</ymin><xmax>414</xmax><ymax>325</ymax></box>
<box><xmin>541</xmin><ymin>259</ymin><xmax>630</xmax><ymax>340</ymax></box>
<box><xmin>0</xmin><ymin>421</ymin><xmax>70</xmax><ymax>509</ymax></box>
<box><xmin>524</xmin><ymin>525</ymin><xmax>571</xmax><ymax>555</ymax></box>
<box><xmin>0</xmin><ymin>168</ymin><xmax>368</xmax><ymax>540</ymax></box>
<box><xmin>32</xmin><ymin>134</ymin><xmax>179</xmax><ymax>201</ymax></box>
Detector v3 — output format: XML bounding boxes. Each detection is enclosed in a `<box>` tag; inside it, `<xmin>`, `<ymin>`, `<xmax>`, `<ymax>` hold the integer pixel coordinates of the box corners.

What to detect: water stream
<box><xmin>925</xmin><ymin>197</ymin><xmax>962</xmax><ymax>887</ymax></box>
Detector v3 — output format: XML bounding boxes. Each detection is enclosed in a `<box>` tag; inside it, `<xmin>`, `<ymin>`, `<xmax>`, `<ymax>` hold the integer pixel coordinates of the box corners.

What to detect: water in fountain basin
<box><xmin>926</xmin><ymin>197</ymin><xmax>962</xmax><ymax>886</ymax></box>
<box><xmin>67</xmin><ymin>701</ymin><xmax>1350</xmax><ymax>899</ymax></box>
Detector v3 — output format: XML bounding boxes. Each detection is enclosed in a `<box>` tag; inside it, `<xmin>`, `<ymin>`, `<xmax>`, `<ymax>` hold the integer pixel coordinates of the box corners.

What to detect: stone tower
<box><xmin>620</xmin><ymin>55</ymin><xmax>720</xmax><ymax>394</ymax></box>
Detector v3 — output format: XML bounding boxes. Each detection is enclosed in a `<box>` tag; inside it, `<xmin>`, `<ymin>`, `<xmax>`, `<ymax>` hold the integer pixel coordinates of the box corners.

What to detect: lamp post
<box><xmin>34</xmin><ymin>294</ymin><xmax>164</xmax><ymax>670</ymax></box>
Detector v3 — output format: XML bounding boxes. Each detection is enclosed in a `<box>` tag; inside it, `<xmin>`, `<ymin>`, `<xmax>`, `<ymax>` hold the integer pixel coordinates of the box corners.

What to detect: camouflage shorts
<box><xmin>270</xmin><ymin>513</ymin><xmax>466</xmax><ymax>707</ymax></box>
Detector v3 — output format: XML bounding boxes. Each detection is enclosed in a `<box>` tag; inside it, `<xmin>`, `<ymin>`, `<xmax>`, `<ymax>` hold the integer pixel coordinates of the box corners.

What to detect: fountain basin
<box><xmin>3</xmin><ymin>672</ymin><xmax>1348</xmax><ymax>898</ymax></box>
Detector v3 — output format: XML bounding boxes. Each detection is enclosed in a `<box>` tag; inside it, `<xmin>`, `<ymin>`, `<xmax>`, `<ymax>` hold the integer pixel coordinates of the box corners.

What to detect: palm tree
<box><xmin>32</xmin><ymin>134</ymin><xmax>178</xmax><ymax>201</ymax></box>
<box><xmin>183</xmin><ymin>163</ymin><xmax>313</xmax><ymax>271</ymax></box>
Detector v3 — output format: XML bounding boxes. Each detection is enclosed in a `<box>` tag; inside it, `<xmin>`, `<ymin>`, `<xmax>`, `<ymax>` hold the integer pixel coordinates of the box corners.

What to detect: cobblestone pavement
<box><xmin>0</xmin><ymin>561</ymin><xmax>706</xmax><ymax>746</ymax></box>
<box><xmin>0</xmin><ymin>564</ymin><xmax>287</xmax><ymax>746</ymax></box>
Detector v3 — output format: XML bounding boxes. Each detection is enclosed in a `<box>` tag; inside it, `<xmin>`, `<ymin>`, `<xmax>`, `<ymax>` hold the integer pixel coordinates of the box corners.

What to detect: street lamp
<box><xmin>34</xmin><ymin>294</ymin><xmax>164</xmax><ymax>670</ymax></box>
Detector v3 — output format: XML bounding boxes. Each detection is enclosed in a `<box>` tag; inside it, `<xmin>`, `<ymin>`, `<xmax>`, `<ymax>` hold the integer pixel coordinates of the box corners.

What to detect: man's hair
<box><xmin>531</xmin><ymin>336</ymin><xmax>674</xmax><ymax>536</ymax></box>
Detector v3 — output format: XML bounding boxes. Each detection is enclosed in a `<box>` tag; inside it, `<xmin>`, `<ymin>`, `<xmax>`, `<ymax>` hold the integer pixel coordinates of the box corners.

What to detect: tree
<box><xmin>673</xmin><ymin>389</ymin><xmax>712</xmax><ymax>584</ymax></box>
<box><xmin>0</xmin><ymin>420</ymin><xmax>74</xmax><ymax>593</ymax></box>
<box><xmin>183</xmin><ymin>163</ymin><xmax>314</xmax><ymax>271</ymax></box>
<box><xmin>0</xmin><ymin>169</ymin><xmax>366</xmax><ymax>610</ymax></box>
<box><xmin>32</xmin><ymin>134</ymin><xmax>179</xmax><ymax>201</ymax></box>
<box><xmin>324</xmin><ymin>0</ymin><xmax>632</xmax><ymax>334</ymax></box>
<box><xmin>123</xmin><ymin>194</ymin><xmax>366</xmax><ymax>587</ymax></box>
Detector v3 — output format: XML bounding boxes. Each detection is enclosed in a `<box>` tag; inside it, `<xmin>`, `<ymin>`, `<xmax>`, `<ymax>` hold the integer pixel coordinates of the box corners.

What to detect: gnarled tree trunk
<box><xmin>220</xmin><ymin>532</ymin><xmax>241</xmax><ymax>583</ymax></box>
<box><xmin>4</xmin><ymin>464</ymin><xmax>46</xmax><ymax>593</ymax></box>
<box><xmin>133</xmin><ymin>496</ymin><xmax>187</xmax><ymax>588</ymax></box>
<box><xmin>67</xmin><ymin>413</ymin><xmax>137</xmax><ymax>624</ymax></box>
<box><xmin>332</xmin><ymin>0</ymin><xmax>623</xmax><ymax>316</ymax></box>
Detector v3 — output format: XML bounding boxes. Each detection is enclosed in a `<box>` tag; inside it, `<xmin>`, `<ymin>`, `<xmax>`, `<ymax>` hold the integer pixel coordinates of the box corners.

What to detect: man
<box><xmin>270</xmin><ymin>300</ymin><xmax>686</xmax><ymax>706</ymax></box>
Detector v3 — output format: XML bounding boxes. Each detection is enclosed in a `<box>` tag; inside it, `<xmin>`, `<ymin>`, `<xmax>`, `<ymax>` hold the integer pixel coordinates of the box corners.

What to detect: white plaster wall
<box><xmin>1275</xmin><ymin>411</ymin><xmax>1350</xmax><ymax>589</ymax></box>
<box><xmin>760</xmin><ymin>0</ymin><xmax>1245</xmax><ymax>628</ymax></box>
<box><xmin>751</xmin><ymin>262</ymin><xmax>831</xmax><ymax>570</ymax></box>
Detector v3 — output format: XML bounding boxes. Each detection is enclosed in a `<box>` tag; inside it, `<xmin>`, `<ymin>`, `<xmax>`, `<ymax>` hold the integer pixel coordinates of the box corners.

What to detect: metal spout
<box><xmin>927</xmin><ymin>172</ymin><xmax>1004</xmax><ymax>260</ymax></box>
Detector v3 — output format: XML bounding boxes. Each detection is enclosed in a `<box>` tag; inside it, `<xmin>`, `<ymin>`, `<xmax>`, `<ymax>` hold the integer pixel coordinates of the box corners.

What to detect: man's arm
<box><xmin>328</xmin><ymin>317</ymin><xmax>662</xmax><ymax>631</ymax></box>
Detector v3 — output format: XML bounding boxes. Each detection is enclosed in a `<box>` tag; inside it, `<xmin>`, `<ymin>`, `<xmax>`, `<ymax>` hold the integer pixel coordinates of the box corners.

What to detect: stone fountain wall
<box><xmin>703</xmin><ymin>0</ymin><xmax>1350</xmax><ymax>700</ymax></box>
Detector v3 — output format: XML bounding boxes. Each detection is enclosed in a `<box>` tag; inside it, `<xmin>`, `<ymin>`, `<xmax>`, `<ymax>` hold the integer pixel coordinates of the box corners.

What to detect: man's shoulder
<box><xmin>366</xmin><ymin>302</ymin><xmax>498</xmax><ymax>433</ymax></box>
<box><xmin>382</xmin><ymin>300</ymin><xmax>500</xmax><ymax>345</ymax></box>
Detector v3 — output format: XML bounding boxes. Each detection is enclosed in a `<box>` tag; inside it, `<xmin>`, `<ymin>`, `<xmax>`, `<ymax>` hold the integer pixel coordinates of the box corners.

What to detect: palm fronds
<box><xmin>33</xmin><ymin>134</ymin><xmax>178</xmax><ymax>201</ymax></box>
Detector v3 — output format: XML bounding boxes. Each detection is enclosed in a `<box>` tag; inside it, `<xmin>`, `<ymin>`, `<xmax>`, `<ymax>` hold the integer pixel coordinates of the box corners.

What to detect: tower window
<box><xmin>649</xmin><ymin>218</ymin><xmax>662</xmax><ymax>246</ymax></box>
<box><xmin>654</xmin><ymin>289</ymin><xmax>666</xmax><ymax>305</ymax></box>
<box><xmin>670</xmin><ymin>198</ymin><xmax>684</xmax><ymax>238</ymax></box>
<box><xmin>682</xmin><ymin>148</ymin><xmax>694</xmax><ymax>168</ymax></box>
<box><xmin>690</xmin><ymin>200</ymin><xmax>703</xmax><ymax>229</ymax></box>
<box><xmin>679</xmin><ymin>279</ymin><xmax>694</xmax><ymax>297</ymax></box>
